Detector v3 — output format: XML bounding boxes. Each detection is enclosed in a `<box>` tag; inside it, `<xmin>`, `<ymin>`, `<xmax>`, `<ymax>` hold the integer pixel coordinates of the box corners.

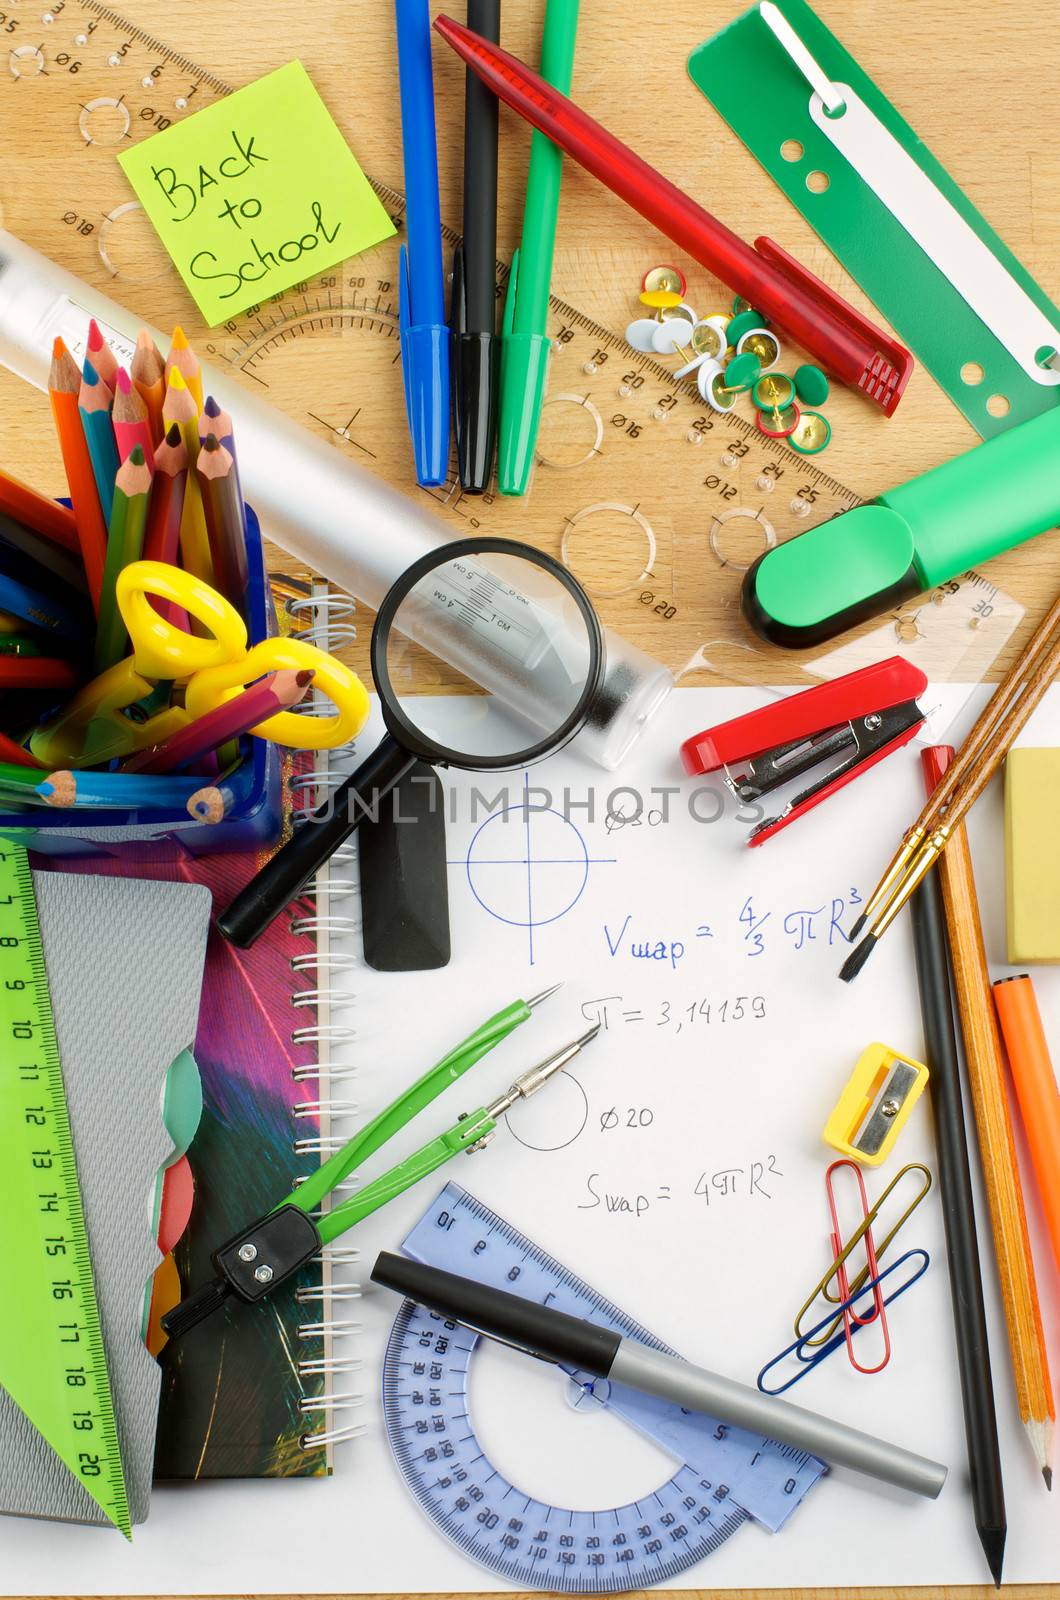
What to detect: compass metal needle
<box><xmin>480</xmin><ymin>1022</ymin><xmax>601</xmax><ymax>1126</ymax></box>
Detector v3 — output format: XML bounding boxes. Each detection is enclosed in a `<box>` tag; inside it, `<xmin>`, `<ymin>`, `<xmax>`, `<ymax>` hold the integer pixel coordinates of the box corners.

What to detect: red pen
<box><xmin>435</xmin><ymin>15</ymin><xmax>913</xmax><ymax>415</ymax></box>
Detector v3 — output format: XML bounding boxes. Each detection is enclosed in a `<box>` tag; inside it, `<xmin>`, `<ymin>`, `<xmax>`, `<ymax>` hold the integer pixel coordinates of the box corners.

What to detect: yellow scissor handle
<box><xmin>117</xmin><ymin>561</ymin><xmax>248</xmax><ymax>680</ymax></box>
<box><xmin>184</xmin><ymin>637</ymin><xmax>371</xmax><ymax>749</ymax></box>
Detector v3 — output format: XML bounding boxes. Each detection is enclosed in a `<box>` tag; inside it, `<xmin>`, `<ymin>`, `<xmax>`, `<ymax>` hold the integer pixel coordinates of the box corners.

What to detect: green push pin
<box><xmin>727</xmin><ymin>308</ymin><xmax>767</xmax><ymax>342</ymax></box>
<box><xmin>722</xmin><ymin>350</ymin><xmax>762</xmax><ymax>393</ymax></box>
<box><xmin>794</xmin><ymin>364</ymin><xmax>830</xmax><ymax>406</ymax></box>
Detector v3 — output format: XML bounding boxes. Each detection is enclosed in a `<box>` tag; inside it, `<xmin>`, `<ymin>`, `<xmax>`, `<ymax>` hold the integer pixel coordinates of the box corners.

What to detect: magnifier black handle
<box><xmin>216</xmin><ymin>735</ymin><xmax>419</xmax><ymax>949</ymax></box>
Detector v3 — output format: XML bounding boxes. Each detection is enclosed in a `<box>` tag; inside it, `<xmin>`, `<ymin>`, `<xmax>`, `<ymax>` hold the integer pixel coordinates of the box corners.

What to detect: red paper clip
<box><xmin>825</xmin><ymin>1159</ymin><xmax>890</xmax><ymax>1375</ymax></box>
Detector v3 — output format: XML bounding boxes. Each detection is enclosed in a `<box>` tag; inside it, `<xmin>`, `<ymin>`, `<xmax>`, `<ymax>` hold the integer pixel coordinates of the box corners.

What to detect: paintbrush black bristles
<box><xmin>848</xmin><ymin>909</ymin><xmax>868</xmax><ymax>940</ymax></box>
<box><xmin>839</xmin><ymin>932</ymin><xmax>877</xmax><ymax>983</ymax></box>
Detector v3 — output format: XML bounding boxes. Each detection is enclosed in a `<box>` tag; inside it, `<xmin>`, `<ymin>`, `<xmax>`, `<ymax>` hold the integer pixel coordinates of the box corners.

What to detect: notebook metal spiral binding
<box><xmin>281</xmin><ymin>580</ymin><xmax>364</xmax><ymax>1452</ymax></box>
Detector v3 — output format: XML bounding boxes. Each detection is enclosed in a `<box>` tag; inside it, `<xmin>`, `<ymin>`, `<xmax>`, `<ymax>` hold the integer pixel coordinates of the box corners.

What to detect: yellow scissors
<box><xmin>30</xmin><ymin>562</ymin><xmax>370</xmax><ymax>768</ymax></box>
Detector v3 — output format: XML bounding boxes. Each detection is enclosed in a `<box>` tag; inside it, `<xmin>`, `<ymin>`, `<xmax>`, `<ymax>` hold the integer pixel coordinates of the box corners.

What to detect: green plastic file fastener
<box><xmin>688</xmin><ymin>0</ymin><xmax>1060</xmax><ymax>438</ymax></box>
<box><xmin>0</xmin><ymin>844</ymin><xmax>130</xmax><ymax>1537</ymax></box>
<box><xmin>742</xmin><ymin>406</ymin><xmax>1060</xmax><ymax>647</ymax></box>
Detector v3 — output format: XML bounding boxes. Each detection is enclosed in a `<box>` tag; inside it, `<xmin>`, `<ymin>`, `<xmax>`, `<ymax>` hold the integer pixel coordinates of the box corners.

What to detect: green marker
<box><xmin>498</xmin><ymin>0</ymin><xmax>580</xmax><ymax>497</ymax></box>
<box><xmin>743</xmin><ymin>406</ymin><xmax>1060</xmax><ymax>647</ymax></box>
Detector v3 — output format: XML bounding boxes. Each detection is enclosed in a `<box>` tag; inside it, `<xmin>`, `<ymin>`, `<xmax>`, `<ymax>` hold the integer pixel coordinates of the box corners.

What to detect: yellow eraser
<box><xmin>1005</xmin><ymin>749</ymin><xmax>1060</xmax><ymax>963</ymax></box>
<box><xmin>823</xmin><ymin>1042</ymin><xmax>929</xmax><ymax>1166</ymax></box>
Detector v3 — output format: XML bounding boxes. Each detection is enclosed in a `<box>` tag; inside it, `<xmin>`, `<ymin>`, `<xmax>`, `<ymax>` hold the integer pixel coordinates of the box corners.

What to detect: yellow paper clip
<box><xmin>823</xmin><ymin>1042</ymin><xmax>929</xmax><ymax>1166</ymax></box>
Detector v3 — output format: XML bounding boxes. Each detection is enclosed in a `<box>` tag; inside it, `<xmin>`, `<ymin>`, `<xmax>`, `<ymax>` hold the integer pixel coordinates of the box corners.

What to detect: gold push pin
<box><xmin>737</xmin><ymin>328</ymin><xmax>782</xmax><ymax>370</ymax></box>
<box><xmin>756</xmin><ymin>402</ymin><xmax>801</xmax><ymax>439</ymax></box>
<box><xmin>641</xmin><ymin>264</ymin><xmax>687</xmax><ymax>298</ymax></box>
<box><xmin>789</xmin><ymin>409</ymin><xmax>832</xmax><ymax>455</ymax></box>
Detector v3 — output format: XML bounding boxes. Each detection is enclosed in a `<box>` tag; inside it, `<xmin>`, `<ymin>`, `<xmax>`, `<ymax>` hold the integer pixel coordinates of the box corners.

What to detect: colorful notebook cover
<box><xmin>39</xmin><ymin>830</ymin><xmax>333</xmax><ymax>1480</ymax></box>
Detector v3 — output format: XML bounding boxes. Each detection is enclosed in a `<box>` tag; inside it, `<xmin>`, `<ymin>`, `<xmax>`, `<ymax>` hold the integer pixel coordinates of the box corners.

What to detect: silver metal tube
<box><xmin>0</xmin><ymin>229</ymin><xmax>672</xmax><ymax>768</ymax></box>
<box><xmin>609</xmin><ymin>1341</ymin><xmax>947</xmax><ymax>1499</ymax></box>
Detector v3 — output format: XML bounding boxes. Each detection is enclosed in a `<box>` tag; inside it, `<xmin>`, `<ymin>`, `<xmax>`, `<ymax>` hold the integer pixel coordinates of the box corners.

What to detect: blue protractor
<box><xmin>381</xmin><ymin>1183</ymin><xmax>826</xmax><ymax>1593</ymax></box>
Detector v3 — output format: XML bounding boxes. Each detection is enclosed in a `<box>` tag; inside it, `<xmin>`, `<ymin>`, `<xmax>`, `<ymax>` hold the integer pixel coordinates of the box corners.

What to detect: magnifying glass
<box><xmin>218</xmin><ymin>537</ymin><xmax>605</xmax><ymax>948</ymax></box>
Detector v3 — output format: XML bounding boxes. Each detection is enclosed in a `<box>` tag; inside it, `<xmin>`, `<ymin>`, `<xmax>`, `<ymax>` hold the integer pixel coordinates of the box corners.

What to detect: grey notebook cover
<box><xmin>0</xmin><ymin>873</ymin><xmax>210</xmax><ymax>1528</ymax></box>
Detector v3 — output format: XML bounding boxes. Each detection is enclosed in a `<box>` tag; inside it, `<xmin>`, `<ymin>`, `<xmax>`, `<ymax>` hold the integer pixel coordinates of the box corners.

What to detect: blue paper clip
<box><xmin>756</xmin><ymin>1248</ymin><xmax>930</xmax><ymax>1395</ymax></box>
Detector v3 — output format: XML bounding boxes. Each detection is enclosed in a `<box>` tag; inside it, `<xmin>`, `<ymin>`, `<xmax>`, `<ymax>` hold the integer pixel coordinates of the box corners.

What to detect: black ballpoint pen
<box><xmin>372</xmin><ymin>1251</ymin><xmax>948</xmax><ymax>1499</ymax></box>
<box><xmin>451</xmin><ymin>0</ymin><xmax>500</xmax><ymax>493</ymax></box>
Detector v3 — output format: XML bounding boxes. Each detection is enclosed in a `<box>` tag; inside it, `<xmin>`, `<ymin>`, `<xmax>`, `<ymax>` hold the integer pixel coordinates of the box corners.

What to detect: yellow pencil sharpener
<box><xmin>823</xmin><ymin>1043</ymin><xmax>929</xmax><ymax>1166</ymax></box>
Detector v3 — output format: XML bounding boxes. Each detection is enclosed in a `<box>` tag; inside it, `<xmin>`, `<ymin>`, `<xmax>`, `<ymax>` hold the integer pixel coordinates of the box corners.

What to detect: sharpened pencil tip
<box><xmin>1045</xmin><ymin>1465</ymin><xmax>1053</xmax><ymax>1491</ymax></box>
<box><xmin>115</xmin><ymin>366</ymin><xmax>132</xmax><ymax>394</ymax></box>
<box><xmin>979</xmin><ymin>1524</ymin><xmax>1006</xmax><ymax>1588</ymax></box>
<box><xmin>838</xmin><ymin>932</ymin><xmax>876</xmax><ymax>983</ymax></box>
<box><xmin>170</xmin><ymin>324</ymin><xmax>190</xmax><ymax>352</ymax></box>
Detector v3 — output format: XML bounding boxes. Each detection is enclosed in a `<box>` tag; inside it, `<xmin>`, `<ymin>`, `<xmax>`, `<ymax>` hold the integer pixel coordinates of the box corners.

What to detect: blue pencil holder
<box><xmin>0</xmin><ymin>506</ymin><xmax>283</xmax><ymax>860</ymax></box>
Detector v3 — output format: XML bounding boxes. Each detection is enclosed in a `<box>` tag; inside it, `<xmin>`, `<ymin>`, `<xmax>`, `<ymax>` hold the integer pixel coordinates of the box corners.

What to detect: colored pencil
<box><xmin>163</xmin><ymin>367</ymin><xmax>214</xmax><ymax>585</ymax></box>
<box><xmin>165</xmin><ymin>325</ymin><xmax>204</xmax><ymax>410</ymax></box>
<box><xmin>197</xmin><ymin>433</ymin><xmax>248</xmax><ymax>605</ymax></box>
<box><xmin>0</xmin><ymin>553</ymin><xmax>94</xmax><ymax>643</ymax></box>
<box><xmin>0</xmin><ymin>735</ymin><xmax>44</xmax><ymax>770</ymax></box>
<box><xmin>186</xmin><ymin>783</ymin><xmax>234</xmax><ymax>823</ymax></box>
<box><xmin>0</xmin><ymin>510</ymin><xmax>88</xmax><ymax>594</ymax></box>
<box><xmin>141</xmin><ymin>423</ymin><xmax>189</xmax><ymax>629</ymax></box>
<box><xmin>910</xmin><ymin>863</ymin><xmax>1007</xmax><ymax>1587</ymax></box>
<box><xmin>93</xmin><ymin>446</ymin><xmax>154</xmax><ymax>673</ymax></box>
<box><xmin>78</xmin><ymin>355</ymin><xmax>120</xmax><ymax>522</ymax></box>
<box><xmin>125</xmin><ymin>668</ymin><xmax>314</xmax><ymax>774</ymax></box>
<box><xmin>142</xmin><ymin>424</ymin><xmax>187</xmax><ymax>564</ymax></box>
<box><xmin>38</xmin><ymin>768</ymin><xmax>209</xmax><ymax>810</ymax></box>
<box><xmin>199</xmin><ymin>394</ymin><xmax>234</xmax><ymax>449</ymax></box>
<box><xmin>0</xmin><ymin>658</ymin><xmax>79</xmax><ymax>691</ymax></box>
<box><xmin>113</xmin><ymin>367</ymin><xmax>155</xmax><ymax>471</ymax></box>
<box><xmin>47</xmin><ymin>337</ymin><xmax>108</xmax><ymax>612</ymax></box>
<box><xmin>843</xmin><ymin>590</ymin><xmax>1060</xmax><ymax>977</ymax></box>
<box><xmin>131</xmin><ymin>328</ymin><xmax>167</xmax><ymax>446</ymax></box>
<box><xmin>924</xmin><ymin>746</ymin><xmax>1055</xmax><ymax>1488</ymax></box>
<box><xmin>86</xmin><ymin>317</ymin><xmax>119</xmax><ymax>389</ymax></box>
<box><xmin>995</xmin><ymin>976</ymin><xmax>1060</xmax><ymax>1284</ymax></box>
<box><xmin>0</xmin><ymin>464</ymin><xmax>80</xmax><ymax>553</ymax></box>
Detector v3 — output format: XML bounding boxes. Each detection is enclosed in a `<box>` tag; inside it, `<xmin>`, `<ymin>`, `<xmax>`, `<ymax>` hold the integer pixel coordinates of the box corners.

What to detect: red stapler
<box><xmin>680</xmin><ymin>658</ymin><xmax>928</xmax><ymax>846</ymax></box>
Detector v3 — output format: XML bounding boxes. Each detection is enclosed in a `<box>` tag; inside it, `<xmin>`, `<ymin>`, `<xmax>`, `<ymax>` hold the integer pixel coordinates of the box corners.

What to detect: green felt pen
<box><xmin>743</xmin><ymin>406</ymin><xmax>1060</xmax><ymax>647</ymax></box>
<box><xmin>498</xmin><ymin>0</ymin><xmax>580</xmax><ymax>496</ymax></box>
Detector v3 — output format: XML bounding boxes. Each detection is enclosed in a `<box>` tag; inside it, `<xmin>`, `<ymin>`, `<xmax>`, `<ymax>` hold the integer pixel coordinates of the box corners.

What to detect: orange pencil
<box><xmin>113</xmin><ymin>367</ymin><xmax>156</xmax><ymax>471</ymax></box>
<box><xmin>0</xmin><ymin>463</ymin><xmax>80</xmax><ymax>553</ymax></box>
<box><xmin>995</xmin><ymin>977</ymin><xmax>1060</xmax><ymax>1283</ymax></box>
<box><xmin>131</xmin><ymin>328</ymin><xmax>166</xmax><ymax>447</ymax></box>
<box><xmin>165</xmin><ymin>325</ymin><xmax>204</xmax><ymax>410</ymax></box>
<box><xmin>86</xmin><ymin>317</ymin><xmax>119</xmax><ymax>390</ymax></box>
<box><xmin>47</xmin><ymin>337</ymin><xmax>107</xmax><ymax>612</ymax></box>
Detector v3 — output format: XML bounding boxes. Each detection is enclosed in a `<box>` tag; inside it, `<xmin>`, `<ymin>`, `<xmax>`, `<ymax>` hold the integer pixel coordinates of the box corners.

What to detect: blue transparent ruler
<box><xmin>382</xmin><ymin>1183</ymin><xmax>825</xmax><ymax>1592</ymax></box>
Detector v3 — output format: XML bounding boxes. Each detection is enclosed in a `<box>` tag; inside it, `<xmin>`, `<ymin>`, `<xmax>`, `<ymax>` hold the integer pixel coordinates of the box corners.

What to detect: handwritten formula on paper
<box><xmin>118</xmin><ymin>61</ymin><xmax>395</xmax><ymax>324</ymax></box>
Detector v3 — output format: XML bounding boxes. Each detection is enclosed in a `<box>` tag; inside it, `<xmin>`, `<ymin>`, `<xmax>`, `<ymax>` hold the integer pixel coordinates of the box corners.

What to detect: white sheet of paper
<box><xmin>4</xmin><ymin>686</ymin><xmax>1059</xmax><ymax>1593</ymax></box>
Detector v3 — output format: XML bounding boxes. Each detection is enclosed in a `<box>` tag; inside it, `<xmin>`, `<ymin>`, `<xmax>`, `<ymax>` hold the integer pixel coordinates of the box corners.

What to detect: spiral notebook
<box><xmin>40</xmin><ymin>582</ymin><xmax>363</xmax><ymax>1482</ymax></box>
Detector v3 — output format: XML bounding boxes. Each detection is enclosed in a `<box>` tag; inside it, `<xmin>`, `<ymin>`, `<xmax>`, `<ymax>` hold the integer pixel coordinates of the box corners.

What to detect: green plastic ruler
<box><xmin>0</xmin><ymin>844</ymin><xmax>130</xmax><ymax>1538</ymax></box>
<box><xmin>688</xmin><ymin>0</ymin><xmax>1060</xmax><ymax>438</ymax></box>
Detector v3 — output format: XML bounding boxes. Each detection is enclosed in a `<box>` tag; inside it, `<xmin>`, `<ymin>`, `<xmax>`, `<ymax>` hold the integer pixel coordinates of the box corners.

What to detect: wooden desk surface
<box><xmin>0</xmin><ymin>0</ymin><xmax>1057</xmax><ymax>1596</ymax></box>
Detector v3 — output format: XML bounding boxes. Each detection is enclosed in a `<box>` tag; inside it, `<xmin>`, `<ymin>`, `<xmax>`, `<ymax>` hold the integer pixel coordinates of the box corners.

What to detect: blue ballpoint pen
<box><xmin>395</xmin><ymin>0</ymin><xmax>451</xmax><ymax>487</ymax></box>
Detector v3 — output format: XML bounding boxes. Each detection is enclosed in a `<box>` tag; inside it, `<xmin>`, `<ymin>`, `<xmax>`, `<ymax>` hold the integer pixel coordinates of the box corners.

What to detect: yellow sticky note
<box><xmin>117</xmin><ymin>61</ymin><xmax>395</xmax><ymax>325</ymax></box>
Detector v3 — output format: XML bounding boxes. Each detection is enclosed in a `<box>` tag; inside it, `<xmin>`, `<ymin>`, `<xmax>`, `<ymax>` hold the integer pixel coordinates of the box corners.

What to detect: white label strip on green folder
<box><xmin>758</xmin><ymin>3</ymin><xmax>1060</xmax><ymax>384</ymax></box>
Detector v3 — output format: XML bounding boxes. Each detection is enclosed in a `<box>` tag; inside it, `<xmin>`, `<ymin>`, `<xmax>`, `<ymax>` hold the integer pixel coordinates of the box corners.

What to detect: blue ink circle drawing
<box><xmin>457</xmin><ymin>774</ymin><xmax>614</xmax><ymax>964</ymax></box>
